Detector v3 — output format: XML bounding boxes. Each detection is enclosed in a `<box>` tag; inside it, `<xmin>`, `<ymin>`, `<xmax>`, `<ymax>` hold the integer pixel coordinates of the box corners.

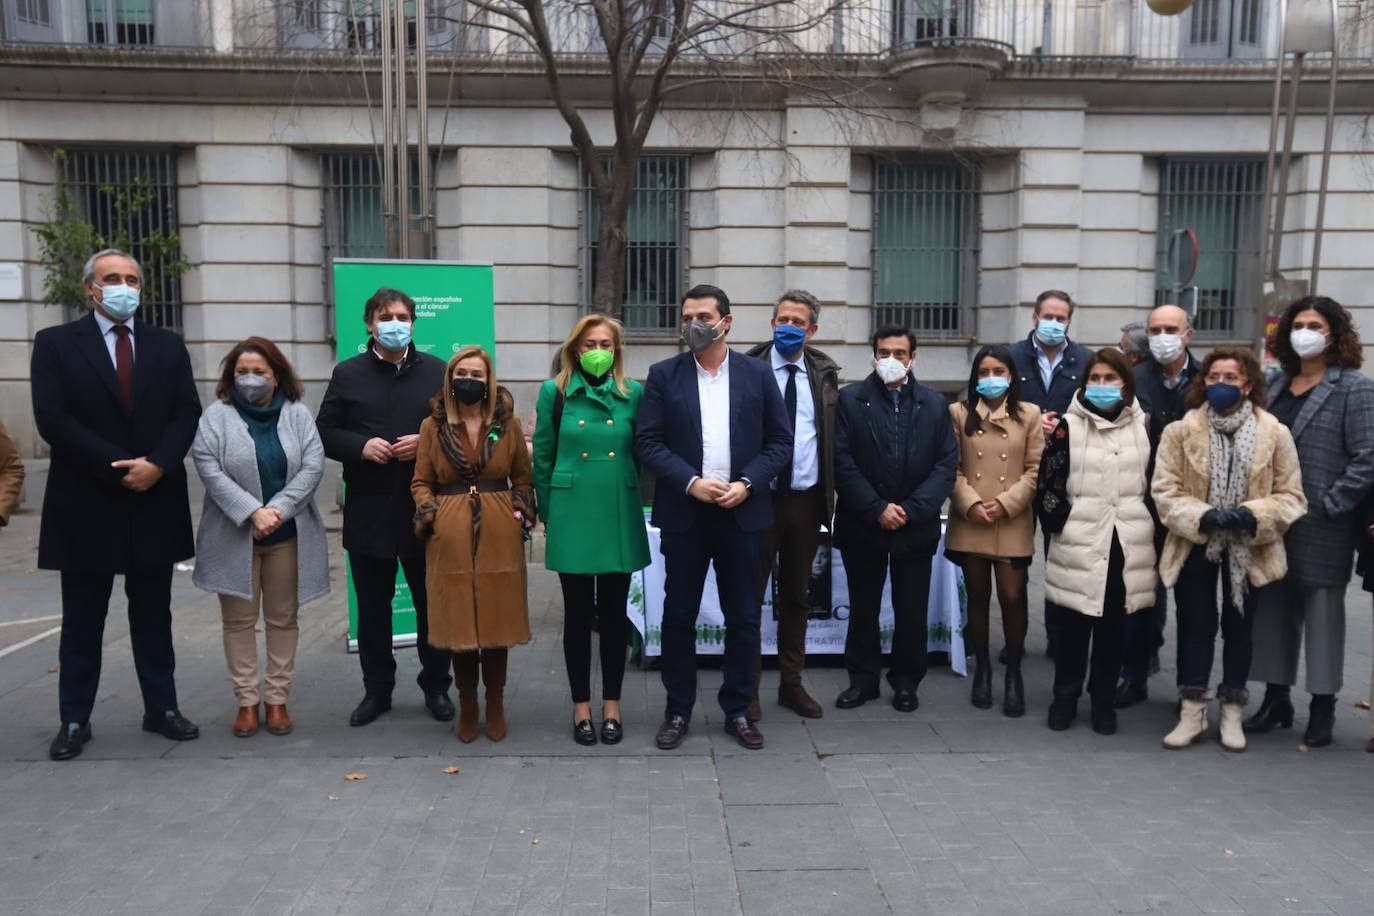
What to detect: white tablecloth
<box><xmin>628</xmin><ymin>523</ymin><xmax>967</xmax><ymax>675</ymax></box>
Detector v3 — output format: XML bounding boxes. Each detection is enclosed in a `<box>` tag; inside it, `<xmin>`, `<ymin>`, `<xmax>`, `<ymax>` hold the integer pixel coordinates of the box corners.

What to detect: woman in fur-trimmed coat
<box><xmin>1151</xmin><ymin>347</ymin><xmax>1306</xmax><ymax>753</ymax></box>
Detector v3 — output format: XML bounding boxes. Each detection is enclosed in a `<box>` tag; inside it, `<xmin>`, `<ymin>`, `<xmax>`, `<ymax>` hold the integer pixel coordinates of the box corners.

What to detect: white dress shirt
<box><xmin>770</xmin><ymin>346</ymin><xmax>818</xmax><ymax>490</ymax></box>
<box><xmin>92</xmin><ymin>309</ymin><xmax>135</xmax><ymax>367</ymax></box>
<box><xmin>1034</xmin><ymin>338</ymin><xmax>1062</xmax><ymax>391</ymax></box>
<box><xmin>696</xmin><ymin>353</ymin><xmax>732</xmax><ymax>484</ymax></box>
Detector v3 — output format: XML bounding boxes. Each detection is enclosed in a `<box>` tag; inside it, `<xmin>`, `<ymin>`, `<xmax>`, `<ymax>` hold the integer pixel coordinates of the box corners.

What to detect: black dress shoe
<box><xmin>573</xmin><ymin>719</ymin><xmax>597</xmax><ymax>746</ymax></box>
<box><xmin>1303</xmin><ymin>694</ymin><xmax>1336</xmax><ymax>748</ymax></box>
<box><xmin>836</xmin><ymin>684</ymin><xmax>879</xmax><ymax>709</ymax></box>
<box><xmin>655</xmin><ymin>714</ymin><xmax>689</xmax><ymax>750</ymax></box>
<box><xmin>892</xmin><ymin>687</ymin><xmax>919</xmax><ymax>713</ymax></box>
<box><xmin>1047</xmin><ymin>697</ymin><xmax>1077</xmax><ymax>731</ymax></box>
<box><xmin>49</xmin><ymin>722</ymin><xmax>91</xmax><ymax>761</ymax></box>
<box><xmin>349</xmin><ymin>694</ymin><xmax>392</xmax><ymax>727</ymax></box>
<box><xmin>1244</xmin><ymin>684</ymin><xmax>1294</xmax><ymax>733</ymax></box>
<box><xmin>425</xmin><ymin>691</ymin><xmax>456</xmax><ymax>722</ymax></box>
<box><xmin>600</xmin><ymin>717</ymin><xmax>623</xmax><ymax>745</ymax></box>
<box><xmin>1091</xmin><ymin>706</ymin><xmax>1117</xmax><ymax>736</ymax></box>
<box><xmin>1113</xmin><ymin>680</ymin><xmax>1148</xmax><ymax>709</ymax></box>
<box><xmin>725</xmin><ymin>716</ymin><xmax>765</xmax><ymax>750</ymax></box>
<box><xmin>142</xmin><ymin>710</ymin><xmax>199</xmax><ymax>741</ymax></box>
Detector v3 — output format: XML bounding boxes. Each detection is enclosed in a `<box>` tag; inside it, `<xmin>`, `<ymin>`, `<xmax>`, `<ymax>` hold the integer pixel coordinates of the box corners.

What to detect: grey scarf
<box><xmin>1205</xmin><ymin>403</ymin><xmax>1257</xmax><ymax>611</ymax></box>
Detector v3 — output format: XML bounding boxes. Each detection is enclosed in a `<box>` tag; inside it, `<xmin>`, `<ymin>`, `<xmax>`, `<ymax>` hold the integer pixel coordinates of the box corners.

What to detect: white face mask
<box><xmin>874</xmin><ymin>356</ymin><xmax>909</xmax><ymax>385</ymax></box>
<box><xmin>1290</xmin><ymin>328</ymin><xmax>1329</xmax><ymax>360</ymax></box>
<box><xmin>1148</xmin><ymin>333</ymin><xmax>1184</xmax><ymax>364</ymax></box>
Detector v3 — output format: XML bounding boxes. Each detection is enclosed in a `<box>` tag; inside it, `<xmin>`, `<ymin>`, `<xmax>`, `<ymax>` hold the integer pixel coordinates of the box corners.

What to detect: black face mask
<box><xmin>450</xmin><ymin>378</ymin><xmax>487</xmax><ymax>405</ymax></box>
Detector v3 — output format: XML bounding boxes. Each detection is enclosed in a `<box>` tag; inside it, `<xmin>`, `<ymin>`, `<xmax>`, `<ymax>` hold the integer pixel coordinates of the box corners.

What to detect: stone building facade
<box><xmin>2</xmin><ymin>0</ymin><xmax>1372</xmax><ymax>489</ymax></box>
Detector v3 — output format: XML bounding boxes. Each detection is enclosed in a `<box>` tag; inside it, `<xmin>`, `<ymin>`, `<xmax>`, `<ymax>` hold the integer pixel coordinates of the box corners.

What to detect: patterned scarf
<box><xmin>1205</xmin><ymin>402</ymin><xmax>1257</xmax><ymax>611</ymax></box>
<box><xmin>429</xmin><ymin>387</ymin><xmax>535</xmax><ymax>556</ymax></box>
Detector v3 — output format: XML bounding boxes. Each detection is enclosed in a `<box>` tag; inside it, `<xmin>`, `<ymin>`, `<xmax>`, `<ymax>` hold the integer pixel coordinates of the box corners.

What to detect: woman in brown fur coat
<box><xmin>412</xmin><ymin>346</ymin><xmax>534</xmax><ymax>743</ymax></box>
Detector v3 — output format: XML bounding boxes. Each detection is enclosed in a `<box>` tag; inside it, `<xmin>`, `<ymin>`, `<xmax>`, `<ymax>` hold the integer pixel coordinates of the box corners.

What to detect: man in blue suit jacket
<box><xmin>636</xmin><ymin>284</ymin><xmax>793</xmax><ymax>751</ymax></box>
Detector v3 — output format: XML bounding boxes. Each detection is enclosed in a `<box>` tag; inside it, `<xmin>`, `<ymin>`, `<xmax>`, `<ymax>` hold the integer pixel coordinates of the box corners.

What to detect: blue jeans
<box><xmin>659</xmin><ymin>511</ymin><xmax>761</xmax><ymax>722</ymax></box>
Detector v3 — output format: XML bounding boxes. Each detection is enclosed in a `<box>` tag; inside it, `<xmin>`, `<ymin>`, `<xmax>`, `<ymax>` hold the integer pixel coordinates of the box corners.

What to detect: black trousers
<box><xmin>842</xmin><ymin>548</ymin><xmax>933</xmax><ymax>692</ymax></box>
<box><xmin>1174</xmin><ymin>545</ymin><xmax>1257</xmax><ymax>692</ymax></box>
<box><xmin>58</xmin><ymin>567</ymin><xmax>178</xmax><ymax>724</ymax></box>
<box><xmin>1041</xmin><ymin>528</ymin><xmax>1062</xmax><ymax>653</ymax></box>
<box><xmin>559</xmin><ymin>572</ymin><xmax>632</xmax><ymax>704</ymax></box>
<box><xmin>1120</xmin><ymin>526</ymin><xmax>1169</xmax><ymax>687</ymax></box>
<box><xmin>1052</xmin><ymin>535</ymin><xmax>1125</xmax><ymax>708</ymax></box>
<box><xmin>350</xmin><ymin>552</ymin><xmax>452</xmax><ymax>697</ymax></box>
<box><xmin>660</xmin><ymin>511</ymin><xmax>761</xmax><ymax>722</ymax></box>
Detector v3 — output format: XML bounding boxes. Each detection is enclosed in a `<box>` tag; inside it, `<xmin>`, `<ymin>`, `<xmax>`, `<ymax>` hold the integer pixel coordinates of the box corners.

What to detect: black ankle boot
<box><xmin>1243</xmin><ymin>684</ymin><xmax>1294</xmax><ymax>734</ymax></box>
<box><xmin>1303</xmin><ymin>694</ymin><xmax>1336</xmax><ymax>748</ymax></box>
<box><xmin>1003</xmin><ymin>653</ymin><xmax>1025</xmax><ymax>718</ymax></box>
<box><xmin>971</xmin><ymin>651</ymin><xmax>993</xmax><ymax>709</ymax></box>
<box><xmin>1047</xmin><ymin>694</ymin><xmax>1077</xmax><ymax>731</ymax></box>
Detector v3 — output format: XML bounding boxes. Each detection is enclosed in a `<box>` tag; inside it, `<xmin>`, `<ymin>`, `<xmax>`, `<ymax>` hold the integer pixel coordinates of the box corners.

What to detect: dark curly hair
<box><xmin>215</xmin><ymin>337</ymin><xmax>302</xmax><ymax>403</ymax></box>
<box><xmin>1268</xmin><ymin>295</ymin><xmax>1363</xmax><ymax>376</ymax></box>
<box><xmin>1184</xmin><ymin>346</ymin><xmax>1267</xmax><ymax>410</ymax></box>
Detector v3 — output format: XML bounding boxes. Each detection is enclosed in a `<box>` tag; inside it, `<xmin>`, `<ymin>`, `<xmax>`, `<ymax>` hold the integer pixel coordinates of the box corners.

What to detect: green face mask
<box><xmin>580</xmin><ymin>348</ymin><xmax>614</xmax><ymax>378</ymax></box>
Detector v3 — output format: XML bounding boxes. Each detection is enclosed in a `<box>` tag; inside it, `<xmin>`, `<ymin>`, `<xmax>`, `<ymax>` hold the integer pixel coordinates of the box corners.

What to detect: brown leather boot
<box><xmin>453</xmin><ymin>652</ymin><xmax>480</xmax><ymax>743</ymax></box>
<box><xmin>233</xmin><ymin>704</ymin><xmax>259</xmax><ymax>738</ymax></box>
<box><xmin>482</xmin><ymin>649</ymin><xmax>508</xmax><ymax>742</ymax></box>
<box><xmin>265</xmin><ymin>703</ymin><xmax>293</xmax><ymax>736</ymax></box>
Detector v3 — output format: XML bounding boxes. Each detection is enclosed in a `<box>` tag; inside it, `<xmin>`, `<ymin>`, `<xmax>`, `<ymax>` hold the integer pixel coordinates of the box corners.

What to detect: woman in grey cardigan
<box><xmin>193</xmin><ymin>338</ymin><xmax>329</xmax><ymax>738</ymax></box>
<box><xmin>1248</xmin><ymin>297</ymin><xmax>1374</xmax><ymax>748</ymax></box>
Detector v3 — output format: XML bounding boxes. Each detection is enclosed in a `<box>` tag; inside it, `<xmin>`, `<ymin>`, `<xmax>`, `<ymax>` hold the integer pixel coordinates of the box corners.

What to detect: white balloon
<box><xmin>1147</xmin><ymin>0</ymin><xmax>1193</xmax><ymax>14</ymax></box>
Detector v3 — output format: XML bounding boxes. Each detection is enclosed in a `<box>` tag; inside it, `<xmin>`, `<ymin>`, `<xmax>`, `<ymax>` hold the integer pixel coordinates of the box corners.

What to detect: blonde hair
<box><xmin>443</xmin><ymin>346</ymin><xmax>497</xmax><ymax>427</ymax></box>
<box><xmin>554</xmin><ymin>314</ymin><xmax>629</xmax><ymax>395</ymax></box>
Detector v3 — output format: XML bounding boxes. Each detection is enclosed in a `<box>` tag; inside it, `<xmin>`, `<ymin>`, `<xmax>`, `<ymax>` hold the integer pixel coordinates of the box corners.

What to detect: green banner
<box><xmin>331</xmin><ymin>259</ymin><xmax>496</xmax><ymax>649</ymax></box>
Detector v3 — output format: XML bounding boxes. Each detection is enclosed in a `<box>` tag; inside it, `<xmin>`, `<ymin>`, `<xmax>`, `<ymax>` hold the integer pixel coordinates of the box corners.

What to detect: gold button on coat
<box><xmin>975</xmin><ymin>473</ymin><xmax>982</xmax><ymax>480</ymax></box>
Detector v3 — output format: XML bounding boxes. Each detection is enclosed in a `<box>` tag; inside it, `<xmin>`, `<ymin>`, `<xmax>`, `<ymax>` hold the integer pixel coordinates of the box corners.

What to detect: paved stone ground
<box><xmin>2</xmin><ymin>506</ymin><xmax>1374</xmax><ymax>916</ymax></box>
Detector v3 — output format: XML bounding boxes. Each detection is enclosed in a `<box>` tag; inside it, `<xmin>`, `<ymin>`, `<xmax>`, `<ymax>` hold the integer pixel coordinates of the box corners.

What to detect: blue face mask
<box><xmin>1084</xmin><ymin>384</ymin><xmax>1123</xmax><ymax>410</ymax></box>
<box><xmin>375</xmin><ymin>318</ymin><xmax>413</xmax><ymax>352</ymax></box>
<box><xmin>1035</xmin><ymin>318</ymin><xmax>1066</xmax><ymax>347</ymax></box>
<box><xmin>1205</xmin><ymin>383</ymin><xmax>1244</xmax><ymax>413</ymax></box>
<box><xmin>976</xmin><ymin>377</ymin><xmax>1010</xmax><ymax>400</ymax></box>
<box><xmin>772</xmin><ymin>323</ymin><xmax>807</xmax><ymax>357</ymax></box>
<box><xmin>97</xmin><ymin>283</ymin><xmax>140</xmax><ymax>321</ymax></box>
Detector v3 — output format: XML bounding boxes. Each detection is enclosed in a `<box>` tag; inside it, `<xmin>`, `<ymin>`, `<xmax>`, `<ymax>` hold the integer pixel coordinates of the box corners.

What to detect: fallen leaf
<box><xmin>532</xmin><ymin>838</ymin><xmax>540</xmax><ymax>845</ymax></box>
<box><xmin>1297</xmin><ymin>744</ymin><xmax>1309</xmax><ymax>753</ymax></box>
<box><xmin>327</xmin><ymin>795</ymin><xmax>338</xmax><ymax>801</ymax></box>
<box><xmin>26</xmin><ymin>568</ymin><xmax>36</xmax><ymax>575</ymax></box>
<box><xmin>344</xmin><ymin>772</ymin><xmax>368</xmax><ymax>781</ymax></box>
<box><xmin>48</xmin><ymin>667</ymin><xmax>59</xmax><ymax>673</ymax></box>
<box><xmin>1354</xmin><ymin>699</ymin><xmax>1371</xmax><ymax>711</ymax></box>
<box><xmin>442</xmin><ymin>766</ymin><xmax>460</xmax><ymax>775</ymax></box>
<box><xmin>1224</xmin><ymin>849</ymin><xmax>1234</xmax><ymax>856</ymax></box>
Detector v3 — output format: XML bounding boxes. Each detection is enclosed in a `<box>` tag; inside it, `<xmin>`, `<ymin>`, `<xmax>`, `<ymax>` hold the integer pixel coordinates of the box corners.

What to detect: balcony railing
<box><xmin>4</xmin><ymin>0</ymin><xmax>1372</xmax><ymax>62</ymax></box>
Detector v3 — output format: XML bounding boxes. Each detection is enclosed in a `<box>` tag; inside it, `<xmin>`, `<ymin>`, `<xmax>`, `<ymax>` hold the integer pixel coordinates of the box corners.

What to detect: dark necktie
<box><xmin>779</xmin><ymin>364</ymin><xmax>798</xmax><ymax>491</ymax></box>
<box><xmin>113</xmin><ymin>325</ymin><xmax>133</xmax><ymax>408</ymax></box>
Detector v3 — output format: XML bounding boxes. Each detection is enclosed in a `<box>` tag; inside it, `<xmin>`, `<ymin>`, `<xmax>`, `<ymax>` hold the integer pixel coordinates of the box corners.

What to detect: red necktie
<box><xmin>113</xmin><ymin>325</ymin><xmax>133</xmax><ymax>408</ymax></box>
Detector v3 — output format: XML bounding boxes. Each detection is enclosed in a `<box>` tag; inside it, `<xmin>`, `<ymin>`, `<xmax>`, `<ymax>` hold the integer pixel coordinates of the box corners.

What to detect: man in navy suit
<box><xmin>636</xmin><ymin>284</ymin><xmax>793</xmax><ymax>751</ymax></box>
<box><xmin>31</xmin><ymin>249</ymin><xmax>203</xmax><ymax>760</ymax></box>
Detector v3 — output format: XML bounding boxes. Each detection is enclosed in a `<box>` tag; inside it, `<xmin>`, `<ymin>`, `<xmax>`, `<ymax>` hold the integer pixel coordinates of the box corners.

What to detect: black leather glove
<box><xmin>1226</xmin><ymin>506</ymin><xmax>1258</xmax><ymax>536</ymax></box>
<box><xmin>1199</xmin><ymin>509</ymin><xmax>1223</xmax><ymax>534</ymax></box>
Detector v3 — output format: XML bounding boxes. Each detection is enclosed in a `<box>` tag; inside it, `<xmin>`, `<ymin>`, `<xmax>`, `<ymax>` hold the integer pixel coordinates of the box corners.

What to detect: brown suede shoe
<box><xmin>265</xmin><ymin>703</ymin><xmax>293</xmax><ymax>736</ymax></box>
<box><xmin>778</xmin><ymin>684</ymin><xmax>824</xmax><ymax>719</ymax></box>
<box><xmin>233</xmin><ymin>705</ymin><xmax>259</xmax><ymax>738</ymax></box>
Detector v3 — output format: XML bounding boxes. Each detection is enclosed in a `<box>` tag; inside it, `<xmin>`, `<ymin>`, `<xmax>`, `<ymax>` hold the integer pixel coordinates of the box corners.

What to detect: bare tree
<box><xmin>243</xmin><ymin>0</ymin><xmax>885</xmax><ymax>319</ymax></box>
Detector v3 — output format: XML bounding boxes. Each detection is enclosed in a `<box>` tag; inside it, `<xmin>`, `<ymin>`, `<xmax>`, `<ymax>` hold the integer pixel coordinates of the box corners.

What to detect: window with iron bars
<box><xmin>18</xmin><ymin>0</ymin><xmax>50</xmax><ymax>26</ymax></box>
<box><xmin>62</xmin><ymin>148</ymin><xmax>184</xmax><ymax>331</ymax></box>
<box><xmin>86</xmin><ymin>0</ymin><xmax>155</xmax><ymax>45</ymax></box>
<box><xmin>320</xmin><ymin>150</ymin><xmax>431</xmax><ymax>304</ymax></box>
<box><xmin>580</xmin><ymin>156</ymin><xmax>689</xmax><ymax>332</ymax></box>
<box><xmin>872</xmin><ymin>156</ymin><xmax>979</xmax><ymax>338</ymax></box>
<box><xmin>1154</xmin><ymin>158</ymin><xmax>1264</xmax><ymax>336</ymax></box>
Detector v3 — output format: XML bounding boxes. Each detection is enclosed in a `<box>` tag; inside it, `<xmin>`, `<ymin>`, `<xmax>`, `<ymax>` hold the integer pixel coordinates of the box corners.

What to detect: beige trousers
<box><xmin>219</xmin><ymin>538</ymin><xmax>299</xmax><ymax>706</ymax></box>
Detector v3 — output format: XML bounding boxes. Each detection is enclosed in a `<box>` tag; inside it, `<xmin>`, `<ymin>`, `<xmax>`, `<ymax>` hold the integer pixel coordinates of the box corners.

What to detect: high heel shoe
<box><xmin>1242</xmin><ymin>684</ymin><xmax>1294</xmax><ymax>734</ymax></box>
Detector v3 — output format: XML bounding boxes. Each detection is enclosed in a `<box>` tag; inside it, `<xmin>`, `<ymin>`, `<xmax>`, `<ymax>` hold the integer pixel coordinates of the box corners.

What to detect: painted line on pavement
<box><xmin>0</xmin><ymin>625</ymin><xmax>61</xmax><ymax>659</ymax></box>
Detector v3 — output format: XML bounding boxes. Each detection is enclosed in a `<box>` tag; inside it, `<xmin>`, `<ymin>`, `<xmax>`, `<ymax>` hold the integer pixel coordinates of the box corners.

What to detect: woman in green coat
<box><xmin>532</xmin><ymin>314</ymin><xmax>651</xmax><ymax>746</ymax></box>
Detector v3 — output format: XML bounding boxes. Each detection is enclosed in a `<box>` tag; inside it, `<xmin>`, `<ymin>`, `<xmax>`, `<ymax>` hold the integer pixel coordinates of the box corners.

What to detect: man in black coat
<box><xmin>1007</xmin><ymin>289</ymin><xmax>1093</xmax><ymax>658</ymax></box>
<box><xmin>31</xmin><ymin>249</ymin><xmax>203</xmax><ymax>761</ymax></box>
<box><xmin>316</xmin><ymin>287</ymin><xmax>454</xmax><ymax>727</ymax></box>
<box><xmin>1115</xmin><ymin>302</ymin><xmax>1200</xmax><ymax>708</ymax></box>
<box><xmin>833</xmin><ymin>326</ymin><xmax>957</xmax><ymax>712</ymax></box>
